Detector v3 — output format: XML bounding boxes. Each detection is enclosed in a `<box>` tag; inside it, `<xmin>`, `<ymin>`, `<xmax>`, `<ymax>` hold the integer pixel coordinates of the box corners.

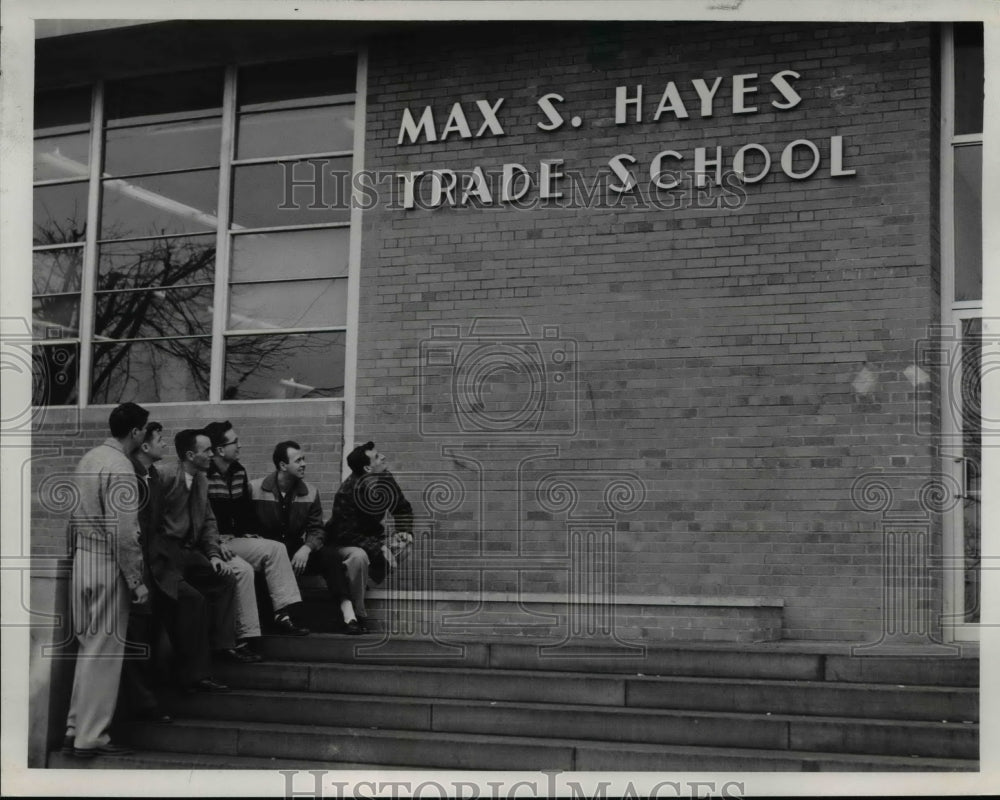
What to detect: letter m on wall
<box><xmin>398</xmin><ymin>106</ymin><xmax>437</xmax><ymax>144</ymax></box>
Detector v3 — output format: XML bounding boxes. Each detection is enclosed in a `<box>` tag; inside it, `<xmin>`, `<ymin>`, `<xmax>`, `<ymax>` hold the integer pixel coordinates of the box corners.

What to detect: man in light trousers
<box><xmin>64</xmin><ymin>402</ymin><xmax>149</xmax><ymax>758</ymax></box>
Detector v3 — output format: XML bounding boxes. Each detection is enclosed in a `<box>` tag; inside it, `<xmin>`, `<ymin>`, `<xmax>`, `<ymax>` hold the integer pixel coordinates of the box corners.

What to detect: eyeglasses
<box><xmin>224</xmin><ymin>438</ymin><xmax>239</xmax><ymax>446</ymax></box>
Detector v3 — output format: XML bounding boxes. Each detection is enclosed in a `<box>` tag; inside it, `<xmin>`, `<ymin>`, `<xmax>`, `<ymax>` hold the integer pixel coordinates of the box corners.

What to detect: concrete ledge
<box><xmin>365</xmin><ymin>588</ymin><xmax>784</xmax><ymax>608</ymax></box>
<box><xmin>302</xmin><ymin>581</ymin><xmax>784</xmax><ymax>643</ymax></box>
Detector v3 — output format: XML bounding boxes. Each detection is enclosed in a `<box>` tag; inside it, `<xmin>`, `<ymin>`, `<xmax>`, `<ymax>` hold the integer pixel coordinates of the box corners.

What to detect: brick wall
<box><xmin>356</xmin><ymin>21</ymin><xmax>941</xmax><ymax>640</ymax></box>
<box><xmin>29</xmin><ymin>402</ymin><xmax>344</xmax><ymax>558</ymax></box>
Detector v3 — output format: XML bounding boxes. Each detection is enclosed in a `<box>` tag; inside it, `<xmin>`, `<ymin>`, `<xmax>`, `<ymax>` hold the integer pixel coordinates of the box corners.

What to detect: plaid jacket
<box><xmin>325</xmin><ymin>471</ymin><xmax>413</xmax><ymax>558</ymax></box>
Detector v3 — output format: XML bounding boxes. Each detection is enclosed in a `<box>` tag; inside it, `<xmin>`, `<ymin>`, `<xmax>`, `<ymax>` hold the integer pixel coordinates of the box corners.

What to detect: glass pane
<box><xmin>960</xmin><ymin>317</ymin><xmax>981</xmax><ymax>623</ymax></box>
<box><xmin>231</xmin><ymin>228</ymin><xmax>349</xmax><ymax>282</ymax></box>
<box><xmin>231</xmin><ymin>159</ymin><xmax>350</xmax><ymax>229</ymax></box>
<box><xmin>34</xmin><ymin>86</ymin><xmax>91</xmax><ymax>132</ymax></box>
<box><xmin>34</xmin><ymin>133</ymin><xmax>90</xmax><ymax>181</ymax></box>
<box><xmin>33</xmin><ymin>343</ymin><xmax>79</xmax><ymax>406</ymax></box>
<box><xmin>98</xmin><ymin>235</ymin><xmax>215</xmax><ymax>290</ymax></box>
<box><xmin>32</xmin><ymin>295</ymin><xmax>80</xmax><ymax>338</ymax></box>
<box><xmin>33</xmin><ymin>247</ymin><xmax>83</xmax><ymax>295</ymax></box>
<box><xmin>100</xmin><ymin>169</ymin><xmax>220</xmax><ymax>240</ymax></box>
<box><xmin>236</xmin><ymin>105</ymin><xmax>354</xmax><ymax>159</ymax></box>
<box><xmin>954</xmin><ymin>23</ymin><xmax>984</xmax><ymax>136</ymax></box>
<box><xmin>105</xmin><ymin>68</ymin><xmax>224</xmax><ymax>124</ymax></box>
<box><xmin>95</xmin><ymin>285</ymin><xmax>214</xmax><ymax>339</ymax></box>
<box><xmin>104</xmin><ymin>117</ymin><xmax>222</xmax><ymax>176</ymax></box>
<box><xmin>224</xmin><ymin>331</ymin><xmax>345</xmax><ymax>399</ymax></box>
<box><xmin>237</xmin><ymin>55</ymin><xmax>356</xmax><ymax>109</ymax></box>
<box><xmin>33</xmin><ymin>182</ymin><xmax>88</xmax><ymax>245</ymax></box>
<box><xmin>954</xmin><ymin>145</ymin><xmax>982</xmax><ymax>302</ymax></box>
<box><xmin>91</xmin><ymin>337</ymin><xmax>211</xmax><ymax>404</ymax></box>
<box><xmin>229</xmin><ymin>278</ymin><xmax>347</xmax><ymax>330</ymax></box>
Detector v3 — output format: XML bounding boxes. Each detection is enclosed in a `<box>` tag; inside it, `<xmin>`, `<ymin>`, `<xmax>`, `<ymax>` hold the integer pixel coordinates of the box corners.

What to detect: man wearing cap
<box><xmin>325</xmin><ymin>441</ymin><xmax>414</xmax><ymax>634</ymax></box>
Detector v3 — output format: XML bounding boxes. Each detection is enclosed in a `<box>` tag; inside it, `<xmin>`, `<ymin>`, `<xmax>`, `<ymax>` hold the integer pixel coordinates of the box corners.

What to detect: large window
<box><xmin>31</xmin><ymin>54</ymin><xmax>358</xmax><ymax>405</ymax></box>
<box><xmin>941</xmin><ymin>23</ymin><xmax>983</xmax><ymax>637</ymax></box>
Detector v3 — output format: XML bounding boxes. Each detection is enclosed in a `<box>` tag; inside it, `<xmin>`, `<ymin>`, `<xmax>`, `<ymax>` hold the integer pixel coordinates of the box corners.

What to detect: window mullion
<box><xmin>78</xmin><ymin>81</ymin><xmax>104</xmax><ymax>407</ymax></box>
<box><xmin>941</xmin><ymin>24</ymin><xmax>957</xmax><ymax>322</ymax></box>
<box><xmin>210</xmin><ymin>66</ymin><xmax>238</xmax><ymax>404</ymax></box>
<box><xmin>342</xmin><ymin>46</ymin><xmax>367</xmax><ymax>475</ymax></box>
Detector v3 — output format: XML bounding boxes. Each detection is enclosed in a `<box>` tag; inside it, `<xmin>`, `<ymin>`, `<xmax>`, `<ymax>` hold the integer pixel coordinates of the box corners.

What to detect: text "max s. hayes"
<box><xmin>396</xmin><ymin>70</ymin><xmax>804</xmax><ymax>144</ymax></box>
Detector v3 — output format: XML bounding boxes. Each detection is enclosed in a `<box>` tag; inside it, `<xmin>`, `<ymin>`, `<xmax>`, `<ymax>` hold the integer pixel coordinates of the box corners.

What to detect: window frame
<box><xmin>939</xmin><ymin>22</ymin><xmax>983</xmax><ymax>642</ymax></box>
<box><xmin>30</xmin><ymin>52</ymin><xmax>365</xmax><ymax>407</ymax></box>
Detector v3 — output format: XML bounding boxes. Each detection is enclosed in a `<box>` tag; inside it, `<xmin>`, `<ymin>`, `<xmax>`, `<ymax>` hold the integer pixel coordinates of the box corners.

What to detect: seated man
<box><xmin>325</xmin><ymin>441</ymin><xmax>414</xmax><ymax>633</ymax></box>
<box><xmin>204</xmin><ymin>421</ymin><xmax>308</xmax><ymax>636</ymax></box>
<box><xmin>156</xmin><ymin>429</ymin><xmax>261</xmax><ymax>668</ymax></box>
<box><xmin>250</xmin><ymin>441</ymin><xmax>358</xmax><ymax>634</ymax></box>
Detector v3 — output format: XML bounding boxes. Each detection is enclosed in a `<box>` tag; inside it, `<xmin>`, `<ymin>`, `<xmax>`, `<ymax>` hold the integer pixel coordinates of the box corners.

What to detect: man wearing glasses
<box><xmin>205</xmin><ymin>421</ymin><xmax>309</xmax><ymax>637</ymax></box>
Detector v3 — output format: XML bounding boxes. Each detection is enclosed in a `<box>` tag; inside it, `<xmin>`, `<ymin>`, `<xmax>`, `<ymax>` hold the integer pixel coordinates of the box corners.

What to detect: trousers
<box><xmin>337</xmin><ymin>546</ymin><xmax>370</xmax><ymax>618</ymax></box>
<box><xmin>180</xmin><ymin>549</ymin><xmax>238</xmax><ymax>651</ymax></box>
<box><xmin>65</xmin><ymin>545</ymin><xmax>131</xmax><ymax>749</ymax></box>
<box><xmin>223</xmin><ymin>536</ymin><xmax>301</xmax><ymax>631</ymax></box>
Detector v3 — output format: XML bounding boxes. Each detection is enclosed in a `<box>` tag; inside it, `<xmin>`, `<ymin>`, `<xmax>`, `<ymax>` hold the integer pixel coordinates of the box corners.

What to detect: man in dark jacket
<box><xmin>119</xmin><ymin>421</ymin><xmax>172</xmax><ymax>723</ymax></box>
<box><xmin>152</xmin><ymin>429</ymin><xmax>251</xmax><ymax>686</ymax></box>
<box><xmin>250</xmin><ymin>441</ymin><xmax>356</xmax><ymax>633</ymax></box>
<box><xmin>325</xmin><ymin>441</ymin><xmax>413</xmax><ymax>633</ymax></box>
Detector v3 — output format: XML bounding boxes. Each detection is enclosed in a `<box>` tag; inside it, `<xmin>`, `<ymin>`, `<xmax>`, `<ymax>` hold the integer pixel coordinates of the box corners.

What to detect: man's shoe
<box><xmin>239</xmin><ymin>642</ymin><xmax>264</xmax><ymax>662</ymax></box>
<box><xmin>356</xmin><ymin>616</ymin><xmax>371</xmax><ymax>634</ymax></box>
<box><xmin>61</xmin><ymin>735</ymin><xmax>74</xmax><ymax>754</ymax></box>
<box><xmin>72</xmin><ymin>742</ymin><xmax>134</xmax><ymax>758</ymax></box>
<box><xmin>218</xmin><ymin>645</ymin><xmax>262</xmax><ymax>663</ymax></box>
<box><xmin>341</xmin><ymin>619</ymin><xmax>363</xmax><ymax>636</ymax></box>
<box><xmin>273</xmin><ymin>612</ymin><xmax>310</xmax><ymax>636</ymax></box>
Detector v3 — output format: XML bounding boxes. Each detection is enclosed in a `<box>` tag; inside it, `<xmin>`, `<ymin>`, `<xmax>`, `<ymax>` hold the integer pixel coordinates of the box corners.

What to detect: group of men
<box><xmin>63</xmin><ymin>402</ymin><xmax>413</xmax><ymax>758</ymax></box>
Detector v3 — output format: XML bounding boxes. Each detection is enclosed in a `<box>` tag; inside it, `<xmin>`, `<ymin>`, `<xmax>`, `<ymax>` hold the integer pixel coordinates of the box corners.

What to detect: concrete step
<box><xmin>257</xmin><ymin>634</ymin><xmax>979</xmax><ymax>686</ymax></box>
<box><xmin>46</xmin><ymin>749</ymin><xmax>405</xmax><ymax>770</ymax></box>
<box><xmin>111</xmin><ymin>718</ymin><xmax>977</xmax><ymax>772</ymax></box>
<box><xmin>163</xmin><ymin>688</ymin><xmax>979</xmax><ymax>759</ymax></box>
<box><xmin>213</xmin><ymin>660</ymin><xmax>979</xmax><ymax>722</ymax></box>
<box><xmin>123</xmin><ymin>718</ymin><xmax>578</xmax><ymax>770</ymax></box>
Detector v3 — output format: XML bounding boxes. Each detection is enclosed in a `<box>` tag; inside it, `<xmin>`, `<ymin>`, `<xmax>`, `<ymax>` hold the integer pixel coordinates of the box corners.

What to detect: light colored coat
<box><xmin>70</xmin><ymin>437</ymin><xmax>143</xmax><ymax>589</ymax></box>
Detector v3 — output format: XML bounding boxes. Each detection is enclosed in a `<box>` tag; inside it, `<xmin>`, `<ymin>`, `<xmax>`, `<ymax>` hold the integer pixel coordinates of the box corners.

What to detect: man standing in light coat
<box><xmin>64</xmin><ymin>402</ymin><xmax>149</xmax><ymax>758</ymax></box>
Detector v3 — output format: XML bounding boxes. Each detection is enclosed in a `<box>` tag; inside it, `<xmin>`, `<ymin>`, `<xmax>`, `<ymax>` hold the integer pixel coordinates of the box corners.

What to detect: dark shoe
<box><xmin>61</xmin><ymin>735</ymin><xmax>74</xmax><ymax>754</ymax></box>
<box><xmin>72</xmin><ymin>742</ymin><xmax>134</xmax><ymax>758</ymax></box>
<box><xmin>238</xmin><ymin>642</ymin><xmax>264</xmax><ymax>662</ymax></box>
<box><xmin>189</xmin><ymin>678</ymin><xmax>230</xmax><ymax>693</ymax></box>
<box><xmin>273</xmin><ymin>612</ymin><xmax>310</xmax><ymax>636</ymax></box>
<box><xmin>136</xmin><ymin>706</ymin><xmax>173</xmax><ymax>724</ymax></box>
<box><xmin>341</xmin><ymin>619</ymin><xmax>364</xmax><ymax>636</ymax></box>
<box><xmin>356</xmin><ymin>616</ymin><xmax>371</xmax><ymax>634</ymax></box>
<box><xmin>218</xmin><ymin>645</ymin><xmax>262</xmax><ymax>664</ymax></box>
